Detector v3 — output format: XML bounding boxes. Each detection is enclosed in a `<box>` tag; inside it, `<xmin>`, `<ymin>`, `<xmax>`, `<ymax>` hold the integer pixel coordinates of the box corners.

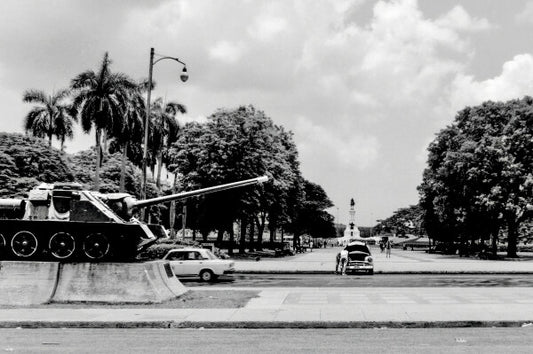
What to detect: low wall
<box><xmin>52</xmin><ymin>261</ymin><xmax>187</xmax><ymax>303</ymax></box>
<box><xmin>0</xmin><ymin>261</ymin><xmax>59</xmax><ymax>306</ymax></box>
<box><xmin>0</xmin><ymin>261</ymin><xmax>187</xmax><ymax>305</ymax></box>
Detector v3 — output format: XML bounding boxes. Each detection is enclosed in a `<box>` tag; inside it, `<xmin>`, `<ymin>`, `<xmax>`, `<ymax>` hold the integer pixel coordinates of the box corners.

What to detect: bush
<box><xmin>138</xmin><ymin>242</ymin><xmax>181</xmax><ymax>261</ymax></box>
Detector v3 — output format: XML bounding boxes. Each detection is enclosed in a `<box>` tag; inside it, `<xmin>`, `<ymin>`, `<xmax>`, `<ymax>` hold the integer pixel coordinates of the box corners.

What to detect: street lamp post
<box><xmin>141</xmin><ymin>47</ymin><xmax>188</xmax><ymax>220</ymax></box>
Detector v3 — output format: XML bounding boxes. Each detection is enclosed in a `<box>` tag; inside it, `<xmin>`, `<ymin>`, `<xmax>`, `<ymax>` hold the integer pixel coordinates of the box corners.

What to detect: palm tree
<box><xmin>114</xmin><ymin>83</ymin><xmax>146</xmax><ymax>192</ymax></box>
<box><xmin>150</xmin><ymin>97</ymin><xmax>186</xmax><ymax>188</ymax></box>
<box><xmin>70</xmin><ymin>52</ymin><xmax>138</xmax><ymax>190</ymax></box>
<box><xmin>22</xmin><ymin>88</ymin><xmax>75</xmax><ymax>151</ymax></box>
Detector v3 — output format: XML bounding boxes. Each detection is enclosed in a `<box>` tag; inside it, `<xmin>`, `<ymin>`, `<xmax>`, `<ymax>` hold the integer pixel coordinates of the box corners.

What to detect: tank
<box><xmin>0</xmin><ymin>176</ymin><xmax>268</xmax><ymax>262</ymax></box>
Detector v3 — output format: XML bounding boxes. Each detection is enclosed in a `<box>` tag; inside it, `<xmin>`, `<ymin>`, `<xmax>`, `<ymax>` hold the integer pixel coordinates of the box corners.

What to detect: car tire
<box><xmin>368</xmin><ymin>270</ymin><xmax>374</xmax><ymax>275</ymax></box>
<box><xmin>200</xmin><ymin>269</ymin><xmax>214</xmax><ymax>282</ymax></box>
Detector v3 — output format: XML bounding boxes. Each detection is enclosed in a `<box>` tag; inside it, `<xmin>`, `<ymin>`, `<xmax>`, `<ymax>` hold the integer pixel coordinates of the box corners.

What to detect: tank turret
<box><xmin>0</xmin><ymin>176</ymin><xmax>268</xmax><ymax>262</ymax></box>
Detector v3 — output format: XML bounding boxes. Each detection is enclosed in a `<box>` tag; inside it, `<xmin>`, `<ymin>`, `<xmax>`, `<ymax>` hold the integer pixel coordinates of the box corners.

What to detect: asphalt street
<box><xmin>1</xmin><ymin>328</ymin><xmax>532</xmax><ymax>353</ymax></box>
<box><xmin>182</xmin><ymin>273</ymin><xmax>533</xmax><ymax>288</ymax></box>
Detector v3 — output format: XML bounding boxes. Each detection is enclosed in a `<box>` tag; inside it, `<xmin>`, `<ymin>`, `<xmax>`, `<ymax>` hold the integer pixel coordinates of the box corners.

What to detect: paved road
<box><xmin>1</xmin><ymin>328</ymin><xmax>532</xmax><ymax>353</ymax></box>
<box><xmin>182</xmin><ymin>273</ymin><xmax>533</xmax><ymax>287</ymax></box>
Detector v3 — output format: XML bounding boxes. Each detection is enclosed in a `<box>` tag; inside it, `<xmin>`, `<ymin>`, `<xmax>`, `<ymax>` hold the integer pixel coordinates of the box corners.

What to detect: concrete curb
<box><xmin>1</xmin><ymin>320</ymin><xmax>531</xmax><ymax>329</ymax></box>
<box><xmin>234</xmin><ymin>270</ymin><xmax>533</xmax><ymax>275</ymax></box>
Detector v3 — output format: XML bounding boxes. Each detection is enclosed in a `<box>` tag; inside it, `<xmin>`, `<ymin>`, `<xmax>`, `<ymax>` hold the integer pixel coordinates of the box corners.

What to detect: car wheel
<box><xmin>200</xmin><ymin>269</ymin><xmax>214</xmax><ymax>282</ymax></box>
<box><xmin>368</xmin><ymin>270</ymin><xmax>374</xmax><ymax>275</ymax></box>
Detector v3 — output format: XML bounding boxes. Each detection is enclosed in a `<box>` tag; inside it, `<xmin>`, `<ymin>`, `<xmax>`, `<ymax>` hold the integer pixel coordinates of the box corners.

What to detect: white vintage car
<box><xmin>344</xmin><ymin>241</ymin><xmax>374</xmax><ymax>275</ymax></box>
<box><xmin>163</xmin><ymin>247</ymin><xmax>235</xmax><ymax>282</ymax></box>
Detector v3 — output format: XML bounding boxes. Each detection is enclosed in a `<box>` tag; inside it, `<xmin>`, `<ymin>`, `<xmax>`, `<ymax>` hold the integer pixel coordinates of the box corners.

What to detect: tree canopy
<box><xmin>0</xmin><ymin>133</ymin><xmax>74</xmax><ymax>197</ymax></box>
<box><xmin>419</xmin><ymin>97</ymin><xmax>533</xmax><ymax>257</ymax></box>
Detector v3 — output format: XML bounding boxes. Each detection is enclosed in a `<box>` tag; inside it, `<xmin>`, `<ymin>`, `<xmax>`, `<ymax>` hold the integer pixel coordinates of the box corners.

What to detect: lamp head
<box><xmin>180</xmin><ymin>67</ymin><xmax>189</xmax><ymax>82</ymax></box>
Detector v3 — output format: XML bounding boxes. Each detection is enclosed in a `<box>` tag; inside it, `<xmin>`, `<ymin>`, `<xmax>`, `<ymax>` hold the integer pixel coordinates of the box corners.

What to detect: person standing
<box><xmin>385</xmin><ymin>239</ymin><xmax>392</xmax><ymax>258</ymax></box>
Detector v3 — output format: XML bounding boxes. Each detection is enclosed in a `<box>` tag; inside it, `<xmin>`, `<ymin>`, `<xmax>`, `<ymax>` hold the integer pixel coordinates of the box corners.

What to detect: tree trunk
<box><xmin>94</xmin><ymin>129</ymin><xmax>101</xmax><ymax>190</ymax></box>
<box><xmin>102</xmin><ymin>129</ymin><xmax>108</xmax><ymax>154</ymax></box>
<box><xmin>120</xmin><ymin>141</ymin><xmax>128</xmax><ymax>192</ymax></box>
<box><xmin>182</xmin><ymin>205</ymin><xmax>188</xmax><ymax>240</ymax></box>
<box><xmin>60</xmin><ymin>138</ymin><xmax>65</xmax><ymax>152</ymax></box>
<box><xmin>169</xmin><ymin>173</ymin><xmax>178</xmax><ymax>239</ymax></box>
<box><xmin>506</xmin><ymin>218</ymin><xmax>518</xmax><ymax>258</ymax></box>
<box><xmin>491</xmin><ymin>225</ymin><xmax>499</xmax><ymax>255</ymax></box>
<box><xmin>249</xmin><ymin>221</ymin><xmax>255</xmax><ymax>252</ymax></box>
<box><xmin>156</xmin><ymin>148</ymin><xmax>163</xmax><ymax>189</ymax></box>
<box><xmin>255</xmin><ymin>215</ymin><xmax>263</xmax><ymax>250</ymax></box>
<box><xmin>239</xmin><ymin>217</ymin><xmax>247</xmax><ymax>254</ymax></box>
<box><xmin>217</xmin><ymin>229</ymin><xmax>224</xmax><ymax>246</ymax></box>
<box><xmin>269</xmin><ymin>224</ymin><xmax>275</xmax><ymax>244</ymax></box>
<box><xmin>48</xmin><ymin>118</ymin><xmax>53</xmax><ymax>146</ymax></box>
<box><xmin>228</xmin><ymin>224</ymin><xmax>234</xmax><ymax>256</ymax></box>
<box><xmin>293</xmin><ymin>232</ymin><xmax>299</xmax><ymax>250</ymax></box>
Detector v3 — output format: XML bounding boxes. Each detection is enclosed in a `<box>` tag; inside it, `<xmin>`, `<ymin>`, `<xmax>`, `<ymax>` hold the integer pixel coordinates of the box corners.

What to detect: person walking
<box><xmin>385</xmin><ymin>239</ymin><xmax>392</xmax><ymax>258</ymax></box>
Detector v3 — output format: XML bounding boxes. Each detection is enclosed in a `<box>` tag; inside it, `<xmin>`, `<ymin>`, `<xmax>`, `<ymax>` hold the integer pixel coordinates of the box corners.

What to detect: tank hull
<box><xmin>0</xmin><ymin>219</ymin><xmax>156</xmax><ymax>262</ymax></box>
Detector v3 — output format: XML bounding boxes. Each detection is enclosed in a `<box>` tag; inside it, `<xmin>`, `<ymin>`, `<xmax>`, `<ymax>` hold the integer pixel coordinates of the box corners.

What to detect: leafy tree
<box><xmin>287</xmin><ymin>179</ymin><xmax>336</xmax><ymax>240</ymax></box>
<box><xmin>70</xmin><ymin>52</ymin><xmax>138</xmax><ymax>190</ymax></box>
<box><xmin>419</xmin><ymin>97</ymin><xmax>533</xmax><ymax>257</ymax></box>
<box><xmin>69</xmin><ymin>148</ymin><xmax>142</xmax><ymax>197</ymax></box>
<box><xmin>375</xmin><ymin>205</ymin><xmax>424</xmax><ymax>237</ymax></box>
<box><xmin>0</xmin><ymin>133</ymin><xmax>73</xmax><ymax>197</ymax></box>
<box><xmin>169</xmin><ymin>105</ymin><xmax>313</xmax><ymax>253</ymax></box>
<box><xmin>22</xmin><ymin>88</ymin><xmax>75</xmax><ymax>151</ymax></box>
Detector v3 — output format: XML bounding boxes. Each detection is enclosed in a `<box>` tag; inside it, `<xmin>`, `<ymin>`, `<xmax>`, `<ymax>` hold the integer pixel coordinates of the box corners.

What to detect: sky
<box><xmin>1</xmin><ymin>0</ymin><xmax>533</xmax><ymax>227</ymax></box>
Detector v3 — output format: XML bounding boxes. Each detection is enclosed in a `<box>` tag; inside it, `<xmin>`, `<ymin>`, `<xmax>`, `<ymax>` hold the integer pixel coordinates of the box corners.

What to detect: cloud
<box><xmin>208</xmin><ymin>40</ymin><xmax>245</xmax><ymax>64</ymax></box>
<box><xmin>435</xmin><ymin>5</ymin><xmax>492</xmax><ymax>31</ymax></box>
<box><xmin>248</xmin><ymin>16</ymin><xmax>287</xmax><ymax>41</ymax></box>
<box><xmin>449</xmin><ymin>54</ymin><xmax>533</xmax><ymax>112</ymax></box>
<box><xmin>294</xmin><ymin>116</ymin><xmax>380</xmax><ymax>170</ymax></box>
<box><xmin>516</xmin><ymin>1</ymin><xmax>533</xmax><ymax>25</ymax></box>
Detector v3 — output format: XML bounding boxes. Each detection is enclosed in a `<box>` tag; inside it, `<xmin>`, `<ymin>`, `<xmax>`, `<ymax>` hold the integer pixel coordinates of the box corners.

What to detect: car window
<box><xmin>193</xmin><ymin>251</ymin><xmax>209</xmax><ymax>260</ymax></box>
<box><xmin>167</xmin><ymin>251</ymin><xmax>186</xmax><ymax>261</ymax></box>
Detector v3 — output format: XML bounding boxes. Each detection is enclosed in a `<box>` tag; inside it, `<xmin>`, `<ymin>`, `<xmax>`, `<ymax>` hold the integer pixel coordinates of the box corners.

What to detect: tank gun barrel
<box><xmin>0</xmin><ymin>199</ymin><xmax>24</xmax><ymax>211</ymax></box>
<box><xmin>133</xmin><ymin>176</ymin><xmax>268</xmax><ymax>210</ymax></box>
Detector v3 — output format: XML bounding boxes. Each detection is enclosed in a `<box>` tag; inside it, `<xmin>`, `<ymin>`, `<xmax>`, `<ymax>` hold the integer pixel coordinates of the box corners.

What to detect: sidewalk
<box><xmin>233</xmin><ymin>246</ymin><xmax>533</xmax><ymax>273</ymax></box>
<box><xmin>1</xmin><ymin>248</ymin><xmax>533</xmax><ymax>329</ymax></box>
<box><xmin>1</xmin><ymin>287</ymin><xmax>532</xmax><ymax>328</ymax></box>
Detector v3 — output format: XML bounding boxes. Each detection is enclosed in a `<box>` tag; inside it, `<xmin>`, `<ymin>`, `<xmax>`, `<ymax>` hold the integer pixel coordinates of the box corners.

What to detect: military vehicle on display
<box><xmin>0</xmin><ymin>176</ymin><xmax>268</xmax><ymax>262</ymax></box>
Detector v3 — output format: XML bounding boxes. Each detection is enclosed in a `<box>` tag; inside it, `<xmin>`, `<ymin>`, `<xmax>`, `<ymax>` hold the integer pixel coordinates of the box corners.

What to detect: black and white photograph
<box><xmin>0</xmin><ymin>0</ymin><xmax>532</xmax><ymax>352</ymax></box>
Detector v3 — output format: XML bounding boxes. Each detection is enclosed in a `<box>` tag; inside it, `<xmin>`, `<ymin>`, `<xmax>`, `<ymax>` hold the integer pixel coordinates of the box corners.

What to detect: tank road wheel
<box><xmin>83</xmin><ymin>233</ymin><xmax>110</xmax><ymax>260</ymax></box>
<box><xmin>0</xmin><ymin>234</ymin><xmax>5</xmax><ymax>256</ymax></box>
<box><xmin>49</xmin><ymin>232</ymin><xmax>76</xmax><ymax>260</ymax></box>
<box><xmin>11</xmin><ymin>231</ymin><xmax>38</xmax><ymax>258</ymax></box>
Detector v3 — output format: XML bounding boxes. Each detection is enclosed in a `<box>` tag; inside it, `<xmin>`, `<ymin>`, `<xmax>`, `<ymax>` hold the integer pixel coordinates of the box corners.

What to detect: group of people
<box><xmin>335</xmin><ymin>239</ymin><xmax>393</xmax><ymax>274</ymax></box>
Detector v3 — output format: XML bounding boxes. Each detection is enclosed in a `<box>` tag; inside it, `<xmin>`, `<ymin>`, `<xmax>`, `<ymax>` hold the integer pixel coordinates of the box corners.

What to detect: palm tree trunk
<box><xmin>94</xmin><ymin>128</ymin><xmax>101</xmax><ymax>190</ymax></box>
<box><xmin>120</xmin><ymin>141</ymin><xmax>128</xmax><ymax>192</ymax></box>
<box><xmin>156</xmin><ymin>148</ymin><xmax>163</xmax><ymax>189</ymax></box>
<box><xmin>169</xmin><ymin>172</ymin><xmax>178</xmax><ymax>239</ymax></box>
<box><xmin>102</xmin><ymin>129</ymin><xmax>108</xmax><ymax>154</ymax></box>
